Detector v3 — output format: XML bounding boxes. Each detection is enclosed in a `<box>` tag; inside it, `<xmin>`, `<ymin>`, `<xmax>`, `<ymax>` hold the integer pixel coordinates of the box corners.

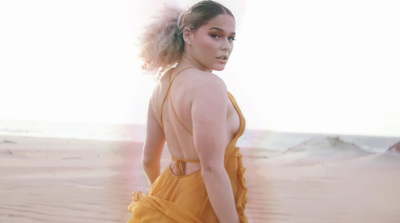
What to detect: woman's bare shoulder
<box><xmin>151</xmin><ymin>70</ymin><xmax>172</xmax><ymax>98</ymax></box>
<box><xmin>187</xmin><ymin>70</ymin><xmax>228</xmax><ymax>95</ymax></box>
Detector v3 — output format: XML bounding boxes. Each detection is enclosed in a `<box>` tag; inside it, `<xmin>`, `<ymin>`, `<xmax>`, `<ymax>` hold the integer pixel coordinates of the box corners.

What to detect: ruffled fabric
<box><xmin>236</xmin><ymin>149</ymin><xmax>248</xmax><ymax>222</ymax></box>
<box><xmin>227</xmin><ymin>146</ymin><xmax>248</xmax><ymax>223</ymax></box>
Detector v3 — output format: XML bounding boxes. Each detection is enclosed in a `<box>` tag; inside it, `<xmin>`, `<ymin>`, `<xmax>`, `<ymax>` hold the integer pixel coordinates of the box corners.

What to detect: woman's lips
<box><xmin>216</xmin><ymin>55</ymin><xmax>228</xmax><ymax>60</ymax></box>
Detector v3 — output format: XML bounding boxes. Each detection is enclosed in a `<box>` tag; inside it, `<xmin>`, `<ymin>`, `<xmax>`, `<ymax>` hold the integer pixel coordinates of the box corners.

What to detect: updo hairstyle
<box><xmin>138</xmin><ymin>1</ymin><xmax>234</xmax><ymax>75</ymax></box>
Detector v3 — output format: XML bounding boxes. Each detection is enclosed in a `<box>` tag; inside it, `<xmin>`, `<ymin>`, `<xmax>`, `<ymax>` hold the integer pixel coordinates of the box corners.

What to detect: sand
<box><xmin>1</xmin><ymin>135</ymin><xmax>399</xmax><ymax>223</ymax></box>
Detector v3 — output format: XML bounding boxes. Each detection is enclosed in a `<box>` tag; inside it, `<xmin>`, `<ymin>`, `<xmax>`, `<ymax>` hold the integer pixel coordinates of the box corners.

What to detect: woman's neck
<box><xmin>178</xmin><ymin>54</ymin><xmax>212</xmax><ymax>73</ymax></box>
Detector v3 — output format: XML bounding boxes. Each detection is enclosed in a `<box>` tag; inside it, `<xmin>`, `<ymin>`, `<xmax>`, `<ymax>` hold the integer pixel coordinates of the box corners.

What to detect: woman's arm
<box><xmin>192</xmin><ymin>76</ymin><xmax>240</xmax><ymax>223</ymax></box>
<box><xmin>141</xmin><ymin>99</ymin><xmax>165</xmax><ymax>185</ymax></box>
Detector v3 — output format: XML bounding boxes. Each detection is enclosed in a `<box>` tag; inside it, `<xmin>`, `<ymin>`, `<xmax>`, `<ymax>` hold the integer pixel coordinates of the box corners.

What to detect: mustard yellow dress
<box><xmin>127</xmin><ymin>70</ymin><xmax>248</xmax><ymax>223</ymax></box>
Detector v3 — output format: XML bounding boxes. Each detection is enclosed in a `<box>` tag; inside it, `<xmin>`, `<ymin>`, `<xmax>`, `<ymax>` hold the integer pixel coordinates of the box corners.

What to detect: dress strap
<box><xmin>169</xmin><ymin>93</ymin><xmax>193</xmax><ymax>135</ymax></box>
<box><xmin>172</xmin><ymin>157</ymin><xmax>200</xmax><ymax>176</ymax></box>
<box><xmin>160</xmin><ymin>67</ymin><xmax>194</xmax><ymax>134</ymax></box>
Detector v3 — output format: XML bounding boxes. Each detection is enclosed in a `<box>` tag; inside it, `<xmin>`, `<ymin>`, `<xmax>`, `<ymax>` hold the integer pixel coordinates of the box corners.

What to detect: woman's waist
<box><xmin>169</xmin><ymin>158</ymin><xmax>201</xmax><ymax>176</ymax></box>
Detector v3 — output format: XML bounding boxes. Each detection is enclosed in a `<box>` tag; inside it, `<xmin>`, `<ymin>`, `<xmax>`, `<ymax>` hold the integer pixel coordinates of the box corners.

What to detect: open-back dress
<box><xmin>127</xmin><ymin>70</ymin><xmax>248</xmax><ymax>223</ymax></box>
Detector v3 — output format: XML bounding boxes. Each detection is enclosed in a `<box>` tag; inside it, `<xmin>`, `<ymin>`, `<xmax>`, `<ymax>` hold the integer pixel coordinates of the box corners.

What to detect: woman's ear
<box><xmin>182</xmin><ymin>27</ymin><xmax>192</xmax><ymax>45</ymax></box>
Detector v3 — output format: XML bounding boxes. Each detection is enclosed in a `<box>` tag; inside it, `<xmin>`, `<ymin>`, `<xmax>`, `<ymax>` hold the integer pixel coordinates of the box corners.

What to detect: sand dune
<box><xmin>1</xmin><ymin>135</ymin><xmax>399</xmax><ymax>223</ymax></box>
<box><xmin>261</xmin><ymin>136</ymin><xmax>400</xmax><ymax>223</ymax></box>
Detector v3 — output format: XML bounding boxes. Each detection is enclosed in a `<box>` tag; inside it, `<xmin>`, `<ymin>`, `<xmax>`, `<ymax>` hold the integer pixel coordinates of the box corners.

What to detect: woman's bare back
<box><xmin>150</xmin><ymin>67</ymin><xmax>240</xmax><ymax>176</ymax></box>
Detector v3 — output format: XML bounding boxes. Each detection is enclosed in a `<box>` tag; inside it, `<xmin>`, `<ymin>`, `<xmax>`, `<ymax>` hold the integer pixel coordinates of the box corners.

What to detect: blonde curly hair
<box><xmin>138</xmin><ymin>1</ymin><xmax>234</xmax><ymax>76</ymax></box>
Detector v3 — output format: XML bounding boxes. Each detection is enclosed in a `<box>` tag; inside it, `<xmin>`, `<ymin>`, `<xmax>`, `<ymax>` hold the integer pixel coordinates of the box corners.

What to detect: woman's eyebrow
<box><xmin>209</xmin><ymin>27</ymin><xmax>236</xmax><ymax>35</ymax></box>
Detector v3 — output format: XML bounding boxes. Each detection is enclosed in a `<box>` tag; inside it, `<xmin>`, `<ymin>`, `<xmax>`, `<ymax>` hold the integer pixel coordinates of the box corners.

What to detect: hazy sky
<box><xmin>0</xmin><ymin>0</ymin><xmax>399</xmax><ymax>137</ymax></box>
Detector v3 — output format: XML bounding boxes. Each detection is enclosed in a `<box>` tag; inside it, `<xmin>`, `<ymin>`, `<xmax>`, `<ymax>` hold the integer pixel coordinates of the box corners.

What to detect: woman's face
<box><xmin>187</xmin><ymin>14</ymin><xmax>236</xmax><ymax>71</ymax></box>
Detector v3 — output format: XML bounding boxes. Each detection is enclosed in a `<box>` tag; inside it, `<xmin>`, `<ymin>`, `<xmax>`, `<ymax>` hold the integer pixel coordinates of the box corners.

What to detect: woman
<box><xmin>127</xmin><ymin>1</ymin><xmax>247</xmax><ymax>222</ymax></box>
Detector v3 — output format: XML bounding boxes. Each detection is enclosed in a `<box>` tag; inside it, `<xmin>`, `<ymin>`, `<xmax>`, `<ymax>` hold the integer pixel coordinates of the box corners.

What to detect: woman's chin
<box><xmin>212</xmin><ymin>65</ymin><xmax>227</xmax><ymax>72</ymax></box>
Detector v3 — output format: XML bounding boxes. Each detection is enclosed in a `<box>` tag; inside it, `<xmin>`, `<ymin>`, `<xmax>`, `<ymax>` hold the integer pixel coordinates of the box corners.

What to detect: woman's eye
<box><xmin>228</xmin><ymin>37</ymin><xmax>236</xmax><ymax>42</ymax></box>
<box><xmin>210</xmin><ymin>34</ymin><xmax>220</xmax><ymax>39</ymax></box>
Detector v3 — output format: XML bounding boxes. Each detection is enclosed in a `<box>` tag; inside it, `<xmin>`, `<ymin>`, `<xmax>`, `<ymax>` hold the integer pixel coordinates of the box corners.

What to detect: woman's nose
<box><xmin>221</xmin><ymin>39</ymin><xmax>232</xmax><ymax>52</ymax></box>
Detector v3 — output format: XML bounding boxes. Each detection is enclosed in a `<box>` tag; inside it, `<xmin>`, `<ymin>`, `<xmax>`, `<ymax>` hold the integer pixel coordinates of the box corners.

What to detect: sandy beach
<box><xmin>1</xmin><ymin>135</ymin><xmax>399</xmax><ymax>223</ymax></box>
